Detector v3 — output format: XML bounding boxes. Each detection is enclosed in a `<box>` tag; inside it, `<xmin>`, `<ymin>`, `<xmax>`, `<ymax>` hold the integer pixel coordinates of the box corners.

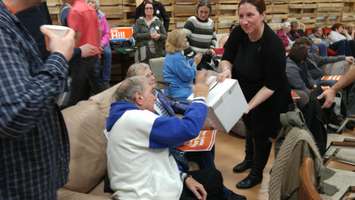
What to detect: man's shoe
<box><xmin>232</xmin><ymin>160</ymin><xmax>252</xmax><ymax>173</ymax></box>
<box><xmin>236</xmin><ymin>174</ymin><xmax>262</xmax><ymax>189</ymax></box>
<box><xmin>227</xmin><ymin>192</ymin><xmax>247</xmax><ymax>200</ymax></box>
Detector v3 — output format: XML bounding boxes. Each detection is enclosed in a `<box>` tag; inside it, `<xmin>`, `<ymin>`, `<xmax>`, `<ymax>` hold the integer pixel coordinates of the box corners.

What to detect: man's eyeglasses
<box><xmin>145</xmin><ymin>7</ymin><xmax>153</xmax><ymax>10</ymax></box>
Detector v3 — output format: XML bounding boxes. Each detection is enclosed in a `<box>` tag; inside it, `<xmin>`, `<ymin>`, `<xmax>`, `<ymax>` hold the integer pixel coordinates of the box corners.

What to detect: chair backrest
<box><xmin>149</xmin><ymin>57</ymin><xmax>165</xmax><ymax>86</ymax></box>
<box><xmin>299</xmin><ymin>157</ymin><xmax>322</xmax><ymax>200</ymax></box>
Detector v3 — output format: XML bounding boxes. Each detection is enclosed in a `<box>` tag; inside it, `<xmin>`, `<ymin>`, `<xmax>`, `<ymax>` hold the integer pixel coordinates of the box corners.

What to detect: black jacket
<box><xmin>16</xmin><ymin>2</ymin><xmax>52</xmax><ymax>60</ymax></box>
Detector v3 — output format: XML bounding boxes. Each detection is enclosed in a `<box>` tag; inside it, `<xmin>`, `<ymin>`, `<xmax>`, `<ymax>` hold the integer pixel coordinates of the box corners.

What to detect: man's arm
<box><xmin>149</xmin><ymin>98</ymin><xmax>208</xmax><ymax>148</ymax></box>
<box><xmin>319</xmin><ymin>66</ymin><xmax>355</xmax><ymax>108</ymax></box>
<box><xmin>149</xmin><ymin>71</ymin><xmax>209</xmax><ymax>147</ymax></box>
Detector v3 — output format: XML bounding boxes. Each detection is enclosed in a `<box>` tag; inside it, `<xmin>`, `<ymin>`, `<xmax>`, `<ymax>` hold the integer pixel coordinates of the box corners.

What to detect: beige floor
<box><xmin>214</xmin><ymin>129</ymin><xmax>355</xmax><ymax>200</ymax></box>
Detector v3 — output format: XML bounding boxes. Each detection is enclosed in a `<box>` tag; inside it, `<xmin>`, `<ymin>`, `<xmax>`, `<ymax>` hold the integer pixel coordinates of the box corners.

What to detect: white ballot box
<box><xmin>190</xmin><ymin>78</ymin><xmax>248</xmax><ymax>132</ymax></box>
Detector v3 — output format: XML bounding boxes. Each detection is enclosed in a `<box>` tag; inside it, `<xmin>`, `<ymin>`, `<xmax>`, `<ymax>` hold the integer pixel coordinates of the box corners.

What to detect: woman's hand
<box><xmin>217</xmin><ymin>69</ymin><xmax>231</xmax><ymax>82</ymax></box>
<box><xmin>194</xmin><ymin>53</ymin><xmax>203</xmax><ymax>65</ymax></box>
<box><xmin>345</xmin><ymin>56</ymin><xmax>355</xmax><ymax>64</ymax></box>
<box><xmin>150</xmin><ymin>33</ymin><xmax>160</xmax><ymax>40</ymax></box>
<box><xmin>217</xmin><ymin>60</ymin><xmax>232</xmax><ymax>82</ymax></box>
<box><xmin>194</xmin><ymin>70</ymin><xmax>209</xmax><ymax>99</ymax></box>
<box><xmin>208</xmin><ymin>48</ymin><xmax>216</xmax><ymax>56</ymax></box>
<box><xmin>185</xmin><ymin>176</ymin><xmax>207</xmax><ymax>200</ymax></box>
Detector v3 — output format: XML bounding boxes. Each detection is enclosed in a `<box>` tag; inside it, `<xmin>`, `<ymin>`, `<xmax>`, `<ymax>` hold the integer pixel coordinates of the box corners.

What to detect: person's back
<box><xmin>163</xmin><ymin>52</ymin><xmax>196</xmax><ymax>100</ymax></box>
<box><xmin>68</xmin><ymin>0</ymin><xmax>100</xmax><ymax>48</ymax></box>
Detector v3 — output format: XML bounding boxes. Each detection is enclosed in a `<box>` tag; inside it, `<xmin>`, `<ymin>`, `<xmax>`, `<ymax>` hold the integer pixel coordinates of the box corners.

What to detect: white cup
<box><xmin>41</xmin><ymin>25</ymin><xmax>70</xmax><ymax>37</ymax></box>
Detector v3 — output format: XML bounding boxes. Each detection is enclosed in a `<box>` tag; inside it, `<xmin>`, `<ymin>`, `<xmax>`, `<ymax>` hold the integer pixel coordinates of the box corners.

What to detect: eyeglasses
<box><xmin>145</xmin><ymin>7</ymin><xmax>153</xmax><ymax>10</ymax></box>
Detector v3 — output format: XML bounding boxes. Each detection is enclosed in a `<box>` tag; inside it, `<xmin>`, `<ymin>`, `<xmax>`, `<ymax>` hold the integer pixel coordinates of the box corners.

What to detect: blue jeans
<box><xmin>102</xmin><ymin>44</ymin><xmax>112</xmax><ymax>84</ymax></box>
<box><xmin>330</xmin><ymin>40</ymin><xmax>352</xmax><ymax>56</ymax></box>
<box><xmin>316</xmin><ymin>43</ymin><xmax>328</xmax><ymax>57</ymax></box>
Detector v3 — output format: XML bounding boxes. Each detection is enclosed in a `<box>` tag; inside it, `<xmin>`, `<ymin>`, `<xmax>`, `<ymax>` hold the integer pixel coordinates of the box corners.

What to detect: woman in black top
<box><xmin>219</xmin><ymin>0</ymin><xmax>291</xmax><ymax>189</ymax></box>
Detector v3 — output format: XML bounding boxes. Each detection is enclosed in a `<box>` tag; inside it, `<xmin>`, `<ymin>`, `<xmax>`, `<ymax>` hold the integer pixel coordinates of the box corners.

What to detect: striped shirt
<box><xmin>0</xmin><ymin>3</ymin><xmax>70</xmax><ymax>200</ymax></box>
<box><xmin>184</xmin><ymin>16</ymin><xmax>217</xmax><ymax>53</ymax></box>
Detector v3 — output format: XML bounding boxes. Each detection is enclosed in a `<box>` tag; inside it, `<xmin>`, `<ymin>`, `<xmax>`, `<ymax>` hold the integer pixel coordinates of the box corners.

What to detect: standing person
<box><xmin>218</xmin><ymin>0</ymin><xmax>292</xmax><ymax>189</ymax></box>
<box><xmin>67</xmin><ymin>0</ymin><xmax>103</xmax><ymax>106</ymax></box>
<box><xmin>135</xmin><ymin>0</ymin><xmax>170</xmax><ymax>32</ymax></box>
<box><xmin>183</xmin><ymin>1</ymin><xmax>217</xmax><ymax>70</ymax></box>
<box><xmin>184</xmin><ymin>1</ymin><xmax>217</xmax><ymax>55</ymax></box>
<box><xmin>0</xmin><ymin>0</ymin><xmax>75</xmax><ymax>199</ymax></box>
<box><xmin>133</xmin><ymin>1</ymin><xmax>166</xmax><ymax>63</ymax></box>
<box><xmin>16</xmin><ymin>1</ymin><xmax>52</xmax><ymax>60</ymax></box>
<box><xmin>87</xmin><ymin>0</ymin><xmax>112</xmax><ymax>89</ymax></box>
<box><xmin>59</xmin><ymin>1</ymin><xmax>71</xmax><ymax>26</ymax></box>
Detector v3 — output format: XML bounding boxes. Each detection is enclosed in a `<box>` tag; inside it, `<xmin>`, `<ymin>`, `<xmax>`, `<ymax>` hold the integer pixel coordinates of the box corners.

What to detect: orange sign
<box><xmin>177</xmin><ymin>130</ymin><xmax>217</xmax><ymax>152</ymax></box>
<box><xmin>321</xmin><ymin>75</ymin><xmax>342</xmax><ymax>81</ymax></box>
<box><xmin>110</xmin><ymin>27</ymin><xmax>133</xmax><ymax>40</ymax></box>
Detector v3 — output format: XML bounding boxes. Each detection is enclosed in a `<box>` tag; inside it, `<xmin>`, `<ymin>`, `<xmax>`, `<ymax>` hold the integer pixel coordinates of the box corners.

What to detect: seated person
<box><xmin>125</xmin><ymin>63</ymin><xmax>246</xmax><ymax>200</ymax></box>
<box><xmin>328</xmin><ymin>23</ymin><xmax>355</xmax><ymax>57</ymax></box>
<box><xmin>276</xmin><ymin>21</ymin><xmax>293</xmax><ymax>52</ymax></box>
<box><xmin>286</xmin><ymin>44</ymin><xmax>328</xmax><ymax>154</ymax></box>
<box><xmin>106</xmin><ymin>74</ymin><xmax>246</xmax><ymax>200</ymax></box>
<box><xmin>286</xmin><ymin>44</ymin><xmax>315</xmax><ymax>108</ymax></box>
<box><xmin>127</xmin><ymin>63</ymin><xmax>189</xmax><ymax>116</ymax></box>
<box><xmin>287</xmin><ymin>21</ymin><xmax>305</xmax><ymax>41</ymax></box>
<box><xmin>308</xmin><ymin>26</ymin><xmax>331</xmax><ymax>47</ymax></box>
<box><xmin>163</xmin><ymin>29</ymin><xmax>202</xmax><ymax>101</ymax></box>
<box><xmin>307</xmin><ymin>26</ymin><xmax>329</xmax><ymax>57</ymax></box>
<box><xmin>295</xmin><ymin>37</ymin><xmax>354</xmax><ymax>86</ymax></box>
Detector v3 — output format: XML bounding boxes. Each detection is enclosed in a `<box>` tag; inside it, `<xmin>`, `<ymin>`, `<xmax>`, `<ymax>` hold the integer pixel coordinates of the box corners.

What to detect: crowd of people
<box><xmin>1</xmin><ymin>0</ymin><xmax>355</xmax><ymax>200</ymax></box>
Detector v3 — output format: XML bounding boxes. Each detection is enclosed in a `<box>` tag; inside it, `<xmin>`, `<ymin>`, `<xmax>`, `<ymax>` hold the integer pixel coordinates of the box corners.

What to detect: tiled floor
<box><xmin>214</xmin><ymin>129</ymin><xmax>355</xmax><ymax>200</ymax></box>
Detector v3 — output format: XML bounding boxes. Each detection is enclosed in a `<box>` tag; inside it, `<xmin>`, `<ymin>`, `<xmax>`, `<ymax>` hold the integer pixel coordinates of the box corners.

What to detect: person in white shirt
<box><xmin>328</xmin><ymin>23</ymin><xmax>355</xmax><ymax>57</ymax></box>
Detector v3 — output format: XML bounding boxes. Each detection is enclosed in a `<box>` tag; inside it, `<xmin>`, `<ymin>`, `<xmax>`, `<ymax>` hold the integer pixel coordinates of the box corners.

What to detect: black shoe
<box><xmin>227</xmin><ymin>192</ymin><xmax>247</xmax><ymax>200</ymax></box>
<box><xmin>236</xmin><ymin>174</ymin><xmax>262</xmax><ymax>189</ymax></box>
<box><xmin>232</xmin><ymin>160</ymin><xmax>252</xmax><ymax>173</ymax></box>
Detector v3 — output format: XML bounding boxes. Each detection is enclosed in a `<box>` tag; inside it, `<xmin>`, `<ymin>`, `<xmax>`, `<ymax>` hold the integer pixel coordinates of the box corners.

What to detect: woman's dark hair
<box><xmin>289</xmin><ymin>44</ymin><xmax>308</xmax><ymax>64</ymax></box>
<box><xmin>331</xmin><ymin>23</ymin><xmax>343</xmax><ymax>31</ymax></box>
<box><xmin>196</xmin><ymin>0</ymin><xmax>212</xmax><ymax>15</ymax></box>
<box><xmin>238</xmin><ymin>0</ymin><xmax>266</xmax><ymax>14</ymax></box>
<box><xmin>143</xmin><ymin>2</ymin><xmax>154</xmax><ymax>17</ymax></box>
